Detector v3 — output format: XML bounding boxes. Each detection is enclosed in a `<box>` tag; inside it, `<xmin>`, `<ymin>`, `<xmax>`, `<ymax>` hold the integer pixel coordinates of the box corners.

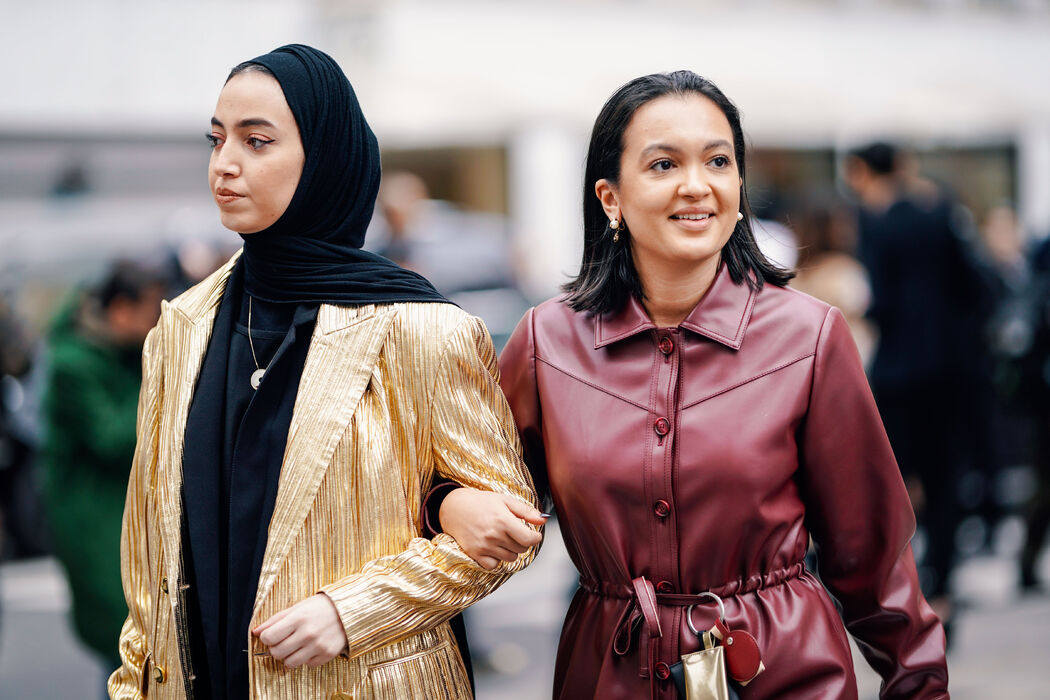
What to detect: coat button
<box><xmin>153</xmin><ymin>665</ymin><xmax>166</xmax><ymax>684</ymax></box>
<box><xmin>658</xmin><ymin>337</ymin><xmax>674</xmax><ymax>355</ymax></box>
<box><xmin>654</xmin><ymin>417</ymin><xmax>670</xmax><ymax>436</ymax></box>
<box><xmin>654</xmin><ymin>661</ymin><xmax>671</xmax><ymax>680</ymax></box>
<box><xmin>653</xmin><ymin>500</ymin><xmax>670</xmax><ymax>518</ymax></box>
<box><xmin>656</xmin><ymin>580</ymin><xmax>674</xmax><ymax>593</ymax></box>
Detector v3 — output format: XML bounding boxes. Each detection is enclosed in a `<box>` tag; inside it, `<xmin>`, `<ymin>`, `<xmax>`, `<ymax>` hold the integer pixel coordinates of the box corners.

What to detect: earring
<box><xmin>609</xmin><ymin>219</ymin><xmax>621</xmax><ymax>243</ymax></box>
<box><xmin>736</xmin><ymin>211</ymin><xmax>744</xmax><ymax>221</ymax></box>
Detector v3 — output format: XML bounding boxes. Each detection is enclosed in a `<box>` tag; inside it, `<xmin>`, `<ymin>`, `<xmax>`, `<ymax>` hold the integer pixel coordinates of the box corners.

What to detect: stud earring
<box><xmin>736</xmin><ymin>211</ymin><xmax>744</xmax><ymax>221</ymax></box>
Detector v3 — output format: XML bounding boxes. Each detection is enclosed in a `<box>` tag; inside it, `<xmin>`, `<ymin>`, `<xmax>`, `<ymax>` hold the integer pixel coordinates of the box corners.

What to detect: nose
<box><xmin>677</xmin><ymin>164</ymin><xmax>712</xmax><ymax>199</ymax></box>
<box><xmin>211</xmin><ymin>142</ymin><xmax>241</xmax><ymax>180</ymax></box>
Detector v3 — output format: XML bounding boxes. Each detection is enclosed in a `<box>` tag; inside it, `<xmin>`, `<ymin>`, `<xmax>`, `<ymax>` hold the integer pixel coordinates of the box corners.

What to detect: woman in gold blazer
<box><xmin>109</xmin><ymin>45</ymin><xmax>540</xmax><ymax>699</ymax></box>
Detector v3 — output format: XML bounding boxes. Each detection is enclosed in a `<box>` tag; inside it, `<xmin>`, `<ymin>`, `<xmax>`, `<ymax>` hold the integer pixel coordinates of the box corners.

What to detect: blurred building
<box><xmin>2</xmin><ymin>0</ymin><xmax>1050</xmax><ymax>309</ymax></box>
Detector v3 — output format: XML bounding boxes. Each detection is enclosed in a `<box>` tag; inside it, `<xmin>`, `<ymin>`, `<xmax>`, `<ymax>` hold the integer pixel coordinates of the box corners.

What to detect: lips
<box><xmin>214</xmin><ymin>187</ymin><xmax>245</xmax><ymax>205</ymax></box>
<box><xmin>669</xmin><ymin>208</ymin><xmax>717</xmax><ymax>230</ymax></box>
<box><xmin>670</xmin><ymin>208</ymin><xmax>715</xmax><ymax>221</ymax></box>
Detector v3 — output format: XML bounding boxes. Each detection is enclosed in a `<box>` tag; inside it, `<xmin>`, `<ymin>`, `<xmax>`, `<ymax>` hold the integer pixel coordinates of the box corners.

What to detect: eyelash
<box><xmin>246</xmin><ymin>136</ymin><xmax>275</xmax><ymax>150</ymax></box>
<box><xmin>649</xmin><ymin>155</ymin><xmax>732</xmax><ymax>171</ymax></box>
<box><xmin>205</xmin><ymin>134</ymin><xmax>274</xmax><ymax>151</ymax></box>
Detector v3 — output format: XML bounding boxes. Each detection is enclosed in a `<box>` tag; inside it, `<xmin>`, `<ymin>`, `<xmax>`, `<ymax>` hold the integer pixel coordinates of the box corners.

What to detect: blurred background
<box><xmin>2</xmin><ymin>0</ymin><xmax>1050</xmax><ymax>697</ymax></box>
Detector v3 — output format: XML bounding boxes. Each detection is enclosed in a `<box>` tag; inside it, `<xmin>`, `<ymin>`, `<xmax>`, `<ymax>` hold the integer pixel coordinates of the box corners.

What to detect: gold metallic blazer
<box><xmin>109</xmin><ymin>255</ymin><xmax>539</xmax><ymax>699</ymax></box>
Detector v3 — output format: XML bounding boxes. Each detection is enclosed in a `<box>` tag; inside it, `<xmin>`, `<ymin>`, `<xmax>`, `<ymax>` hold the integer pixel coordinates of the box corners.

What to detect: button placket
<box><xmin>647</xmin><ymin>328</ymin><xmax>682</xmax><ymax>671</ymax></box>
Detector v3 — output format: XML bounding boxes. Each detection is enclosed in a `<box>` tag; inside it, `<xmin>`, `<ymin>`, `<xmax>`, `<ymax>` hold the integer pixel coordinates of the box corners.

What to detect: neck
<box><xmin>860</xmin><ymin>177</ymin><xmax>899</xmax><ymax>212</ymax></box>
<box><xmin>635</xmin><ymin>252</ymin><xmax>721</xmax><ymax>328</ymax></box>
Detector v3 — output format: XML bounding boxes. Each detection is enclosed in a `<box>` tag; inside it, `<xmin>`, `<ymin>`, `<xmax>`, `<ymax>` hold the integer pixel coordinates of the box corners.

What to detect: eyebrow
<box><xmin>210</xmin><ymin>117</ymin><xmax>277</xmax><ymax>129</ymax></box>
<box><xmin>640</xmin><ymin>139</ymin><xmax>733</xmax><ymax>157</ymax></box>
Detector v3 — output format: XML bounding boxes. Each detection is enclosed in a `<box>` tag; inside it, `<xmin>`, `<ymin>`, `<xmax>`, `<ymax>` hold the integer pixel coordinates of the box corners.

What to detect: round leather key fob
<box><xmin>723</xmin><ymin>628</ymin><xmax>762</xmax><ymax>683</ymax></box>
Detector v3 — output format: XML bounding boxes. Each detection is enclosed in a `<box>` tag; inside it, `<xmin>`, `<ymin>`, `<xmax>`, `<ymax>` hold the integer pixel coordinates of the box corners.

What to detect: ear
<box><xmin>594</xmin><ymin>179</ymin><xmax>620</xmax><ymax>223</ymax></box>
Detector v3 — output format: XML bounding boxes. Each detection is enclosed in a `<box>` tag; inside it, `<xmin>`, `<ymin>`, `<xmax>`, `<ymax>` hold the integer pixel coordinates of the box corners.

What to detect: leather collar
<box><xmin>594</xmin><ymin>264</ymin><xmax>757</xmax><ymax>351</ymax></box>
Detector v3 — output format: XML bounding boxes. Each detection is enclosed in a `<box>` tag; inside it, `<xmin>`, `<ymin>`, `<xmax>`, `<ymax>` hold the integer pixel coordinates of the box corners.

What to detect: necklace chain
<box><xmin>248</xmin><ymin>295</ymin><xmax>262</xmax><ymax>371</ymax></box>
<box><xmin>247</xmin><ymin>296</ymin><xmax>266</xmax><ymax>390</ymax></box>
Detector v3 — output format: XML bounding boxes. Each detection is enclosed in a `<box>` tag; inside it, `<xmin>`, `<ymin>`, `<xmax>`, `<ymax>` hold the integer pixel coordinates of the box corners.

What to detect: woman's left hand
<box><xmin>253</xmin><ymin>593</ymin><xmax>347</xmax><ymax>668</ymax></box>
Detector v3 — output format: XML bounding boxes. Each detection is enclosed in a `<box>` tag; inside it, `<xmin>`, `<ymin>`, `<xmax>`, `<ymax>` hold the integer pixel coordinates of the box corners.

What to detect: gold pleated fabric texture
<box><xmin>108</xmin><ymin>255</ymin><xmax>539</xmax><ymax>699</ymax></box>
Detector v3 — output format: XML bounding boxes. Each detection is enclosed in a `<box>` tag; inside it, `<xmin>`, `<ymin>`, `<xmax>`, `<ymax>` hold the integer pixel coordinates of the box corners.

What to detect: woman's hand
<box><xmin>253</xmin><ymin>593</ymin><xmax>347</xmax><ymax>668</ymax></box>
<box><xmin>439</xmin><ymin>487</ymin><xmax>546</xmax><ymax>570</ymax></box>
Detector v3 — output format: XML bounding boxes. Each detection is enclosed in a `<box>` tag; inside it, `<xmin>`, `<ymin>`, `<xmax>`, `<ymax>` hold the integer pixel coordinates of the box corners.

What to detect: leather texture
<box><xmin>109</xmin><ymin>254</ymin><xmax>539</xmax><ymax>699</ymax></box>
<box><xmin>499</xmin><ymin>265</ymin><xmax>949</xmax><ymax>699</ymax></box>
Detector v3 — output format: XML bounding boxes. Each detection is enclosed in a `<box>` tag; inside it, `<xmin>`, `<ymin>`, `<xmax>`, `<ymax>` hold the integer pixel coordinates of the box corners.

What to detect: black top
<box><xmin>182</xmin><ymin>262</ymin><xmax>317</xmax><ymax>700</ymax></box>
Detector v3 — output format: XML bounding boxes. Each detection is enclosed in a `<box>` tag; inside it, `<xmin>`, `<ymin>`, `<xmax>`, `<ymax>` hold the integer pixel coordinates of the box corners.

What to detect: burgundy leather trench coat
<box><xmin>499</xmin><ymin>266</ymin><xmax>949</xmax><ymax>699</ymax></box>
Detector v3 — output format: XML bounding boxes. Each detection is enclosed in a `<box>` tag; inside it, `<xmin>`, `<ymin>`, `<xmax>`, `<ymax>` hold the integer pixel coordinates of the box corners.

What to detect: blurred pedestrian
<box><xmin>1018</xmin><ymin>234</ymin><xmax>1050</xmax><ymax>591</ymax></box>
<box><xmin>39</xmin><ymin>259</ymin><xmax>167</xmax><ymax>674</ymax></box>
<box><xmin>790</xmin><ymin>194</ymin><xmax>875</xmax><ymax>367</ymax></box>
<box><xmin>844</xmin><ymin>142</ymin><xmax>996</xmax><ymax>634</ymax></box>
<box><xmin>440</xmin><ymin>72</ymin><xmax>947</xmax><ymax>699</ymax></box>
<box><xmin>980</xmin><ymin>205</ymin><xmax>1036</xmax><ymax>538</ymax></box>
<box><xmin>0</xmin><ymin>297</ymin><xmax>42</xmax><ymax>563</ymax></box>
<box><xmin>109</xmin><ymin>44</ymin><xmax>540</xmax><ymax>700</ymax></box>
<box><xmin>369</xmin><ymin>170</ymin><xmax>515</xmax><ymax>295</ymax></box>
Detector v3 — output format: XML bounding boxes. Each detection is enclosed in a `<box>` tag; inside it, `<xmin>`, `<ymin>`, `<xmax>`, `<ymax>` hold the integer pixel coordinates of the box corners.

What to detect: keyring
<box><xmin>685</xmin><ymin>591</ymin><xmax>726</xmax><ymax>637</ymax></box>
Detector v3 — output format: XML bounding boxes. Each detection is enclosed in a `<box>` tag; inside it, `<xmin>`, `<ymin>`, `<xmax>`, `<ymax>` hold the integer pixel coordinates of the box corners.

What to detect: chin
<box><xmin>219</xmin><ymin>215</ymin><xmax>258</xmax><ymax>235</ymax></box>
<box><xmin>672</xmin><ymin>243</ymin><xmax>722</xmax><ymax>264</ymax></box>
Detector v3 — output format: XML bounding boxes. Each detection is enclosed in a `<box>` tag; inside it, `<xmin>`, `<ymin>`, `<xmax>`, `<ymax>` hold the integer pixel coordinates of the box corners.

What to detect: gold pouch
<box><xmin>679</xmin><ymin>631</ymin><xmax>730</xmax><ymax>700</ymax></box>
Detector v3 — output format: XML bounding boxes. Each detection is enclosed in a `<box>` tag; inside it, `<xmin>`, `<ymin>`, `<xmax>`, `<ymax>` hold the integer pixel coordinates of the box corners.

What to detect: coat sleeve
<box><xmin>799</xmin><ymin>307</ymin><xmax>949</xmax><ymax>699</ymax></box>
<box><xmin>44</xmin><ymin>344</ymin><xmax>140</xmax><ymax>475</ymax></box>
<box><xmin>497</xmin><ymin>307</ymin><xmax>550</xmax><ymax>508</ymax></box>
<box><xmin>108</xmin><ymin>324</ymin><xmax>163</xmax><ymax>699</ymax></box>
<box><xmin>320</xmin><ymin>315</ymin><xmax>540</xmax><ymax>659</ymax></box>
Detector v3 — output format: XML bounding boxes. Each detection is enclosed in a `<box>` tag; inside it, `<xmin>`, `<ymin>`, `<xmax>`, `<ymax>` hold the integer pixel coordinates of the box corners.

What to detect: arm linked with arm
<box><xmin>320</xmin><ymin>315</ymin><xmax>540</xmax><ymax>659</ymax></box>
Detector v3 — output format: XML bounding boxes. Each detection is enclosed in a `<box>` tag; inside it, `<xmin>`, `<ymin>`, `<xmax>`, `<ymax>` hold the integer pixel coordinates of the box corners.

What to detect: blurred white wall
<box><xmin>3</xmin><ymin>0</ymin><xmax>1050</xmax><ymax>296</ymax></box>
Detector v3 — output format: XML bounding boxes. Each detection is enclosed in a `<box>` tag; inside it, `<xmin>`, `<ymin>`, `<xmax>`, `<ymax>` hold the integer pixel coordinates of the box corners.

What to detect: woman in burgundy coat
<box><xmin>439</xmin><ymin>71</ymin><xmax>949</xmax><ymax>699</ymax></box>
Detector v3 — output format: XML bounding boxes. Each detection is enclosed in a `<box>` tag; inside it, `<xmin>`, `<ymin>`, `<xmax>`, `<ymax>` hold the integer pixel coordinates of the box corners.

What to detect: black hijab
<box><xmin>237</xmin><ymin>43</ymin><xmax>447</xmax><ymax>305</ymax></box>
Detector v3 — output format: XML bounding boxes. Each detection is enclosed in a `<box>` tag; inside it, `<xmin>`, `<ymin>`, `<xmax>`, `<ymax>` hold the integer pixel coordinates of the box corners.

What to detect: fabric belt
<box><xmin>581</xmin><ymin>563</ymin><xmax>806</xmax><ymax>681</ymax></box>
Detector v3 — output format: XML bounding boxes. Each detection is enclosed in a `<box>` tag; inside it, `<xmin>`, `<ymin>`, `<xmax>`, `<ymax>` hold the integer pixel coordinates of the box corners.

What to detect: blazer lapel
<box><xmin>254</xmin><ymin>303</ymin><xmax>397</xmax><ymax>613</ymax></box>
<box><xmin>155</xmin><ymin>257</ymin><xmax>237</xmax><ymax>591</ymax></box>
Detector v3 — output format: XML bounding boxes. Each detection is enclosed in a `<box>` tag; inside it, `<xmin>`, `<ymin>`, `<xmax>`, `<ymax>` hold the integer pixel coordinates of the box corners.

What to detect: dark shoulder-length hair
<box><xmin>562</xmin><ymin>71</ymin><xmax>793</xmax><ymax>315</ymax></box>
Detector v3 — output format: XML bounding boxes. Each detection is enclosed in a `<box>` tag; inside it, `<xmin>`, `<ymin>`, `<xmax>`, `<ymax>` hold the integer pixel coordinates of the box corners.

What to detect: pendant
<box><xmin>250</xmin><ymin>368</ymin><xmax>265</xmax><ymax>390</ymax></box>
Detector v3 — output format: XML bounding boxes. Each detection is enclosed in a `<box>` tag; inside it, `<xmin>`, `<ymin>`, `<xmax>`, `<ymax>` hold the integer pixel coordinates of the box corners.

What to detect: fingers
<box><xmin>253</xmin><ymin>605</ymin><xmax>293</xmax><ymax>635</ymax></box>
<box><xmin>256</xmin><ymin>616</ymin><xmax>295</xmax><ymax>648</ymax></box>
<box><xmin>503</xmin><ymin>496</ymin><xmax>549</xmax><ymax>526</ymax></box>
<box><xmin>263</xmin><ymin>622</ymin><xmax>342</xmax><ymax>668</ymax></box>
<box><xmin>504</xmin><ymin>518</ymin><xmax>544</xmax><ymax>549</ymax></box>
<box><xmin>267</xmin><ymin>635</ymin><xmax>304</xmax><ymax>664</ymax></box>
<box><xmin>281</xmin><ymin>645</ymin><xmax>316</xmax><ymax>669</ymax></box>
<box><xmin>476</xmin><ymin>555</ymin><xmax>502</xmax><ymax>570</ymax></box>
<box><xmin>493</xmin><ymin>545</ymin><xmax>523</xmax><ymax>562</ymax></box>
<box><xmin>255</xmin><ymin>595</ymin><xmax>347</xmax><ymax>669</ymax></box>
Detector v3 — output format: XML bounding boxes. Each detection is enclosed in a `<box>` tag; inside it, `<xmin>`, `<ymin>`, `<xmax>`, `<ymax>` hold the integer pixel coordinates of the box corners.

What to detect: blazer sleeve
<box><xmin>320</xmin><ymin>315</ymin><xmax>540</xmax><ymax>659</ymax></box>
<box><xmin>799</xmin><ymin>307</ymin><xmax>949</xmax><ymax>699</ymax></box>
<box><xmin>108</xmin><ymin>324</ymin><xmax>163</xmax><ymax>699</ymax></box>
<box><xmin>497</xmin><ymin>307</ymin><xmax>550</xmax><ymax>508</ymax></box>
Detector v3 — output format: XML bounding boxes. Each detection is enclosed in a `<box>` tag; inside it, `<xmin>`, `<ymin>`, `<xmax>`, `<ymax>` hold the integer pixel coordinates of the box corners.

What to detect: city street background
<box><xmin>4</xmin><ymin>1</ymin><xmax>1050</xmax><ymax>698</ymax></box>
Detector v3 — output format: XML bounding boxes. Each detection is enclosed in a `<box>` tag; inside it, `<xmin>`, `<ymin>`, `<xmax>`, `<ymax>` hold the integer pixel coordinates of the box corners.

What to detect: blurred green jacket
<box><xmin>40</xmin><ymin>292</ymin><xmax>143</xmax><ymax>665</ymax></box>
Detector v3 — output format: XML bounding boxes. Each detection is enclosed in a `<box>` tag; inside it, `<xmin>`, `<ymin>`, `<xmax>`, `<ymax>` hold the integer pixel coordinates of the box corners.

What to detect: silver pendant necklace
<box><xmin>247</xmin><ymin>296</ymin><xmax>266</xmax><ymax>390</ymax></box>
